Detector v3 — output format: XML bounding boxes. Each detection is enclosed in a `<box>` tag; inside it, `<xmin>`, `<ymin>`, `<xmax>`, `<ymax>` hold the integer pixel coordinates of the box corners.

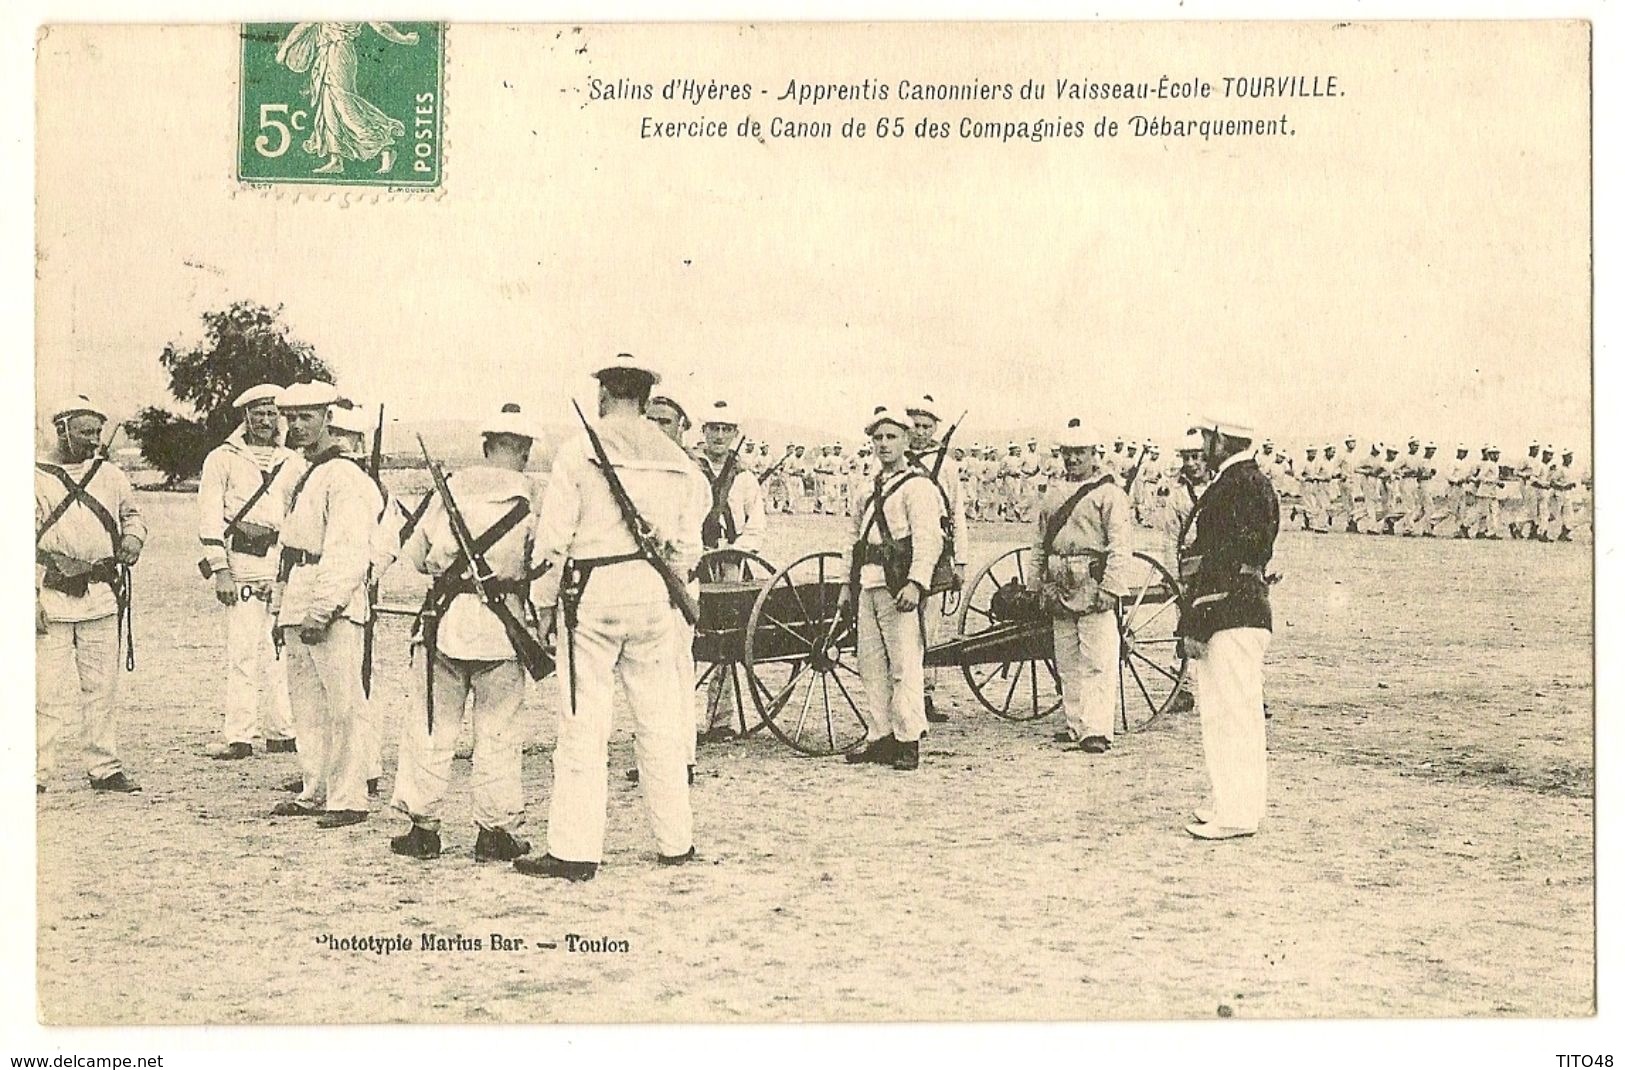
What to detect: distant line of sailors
<box><xmin>741</xmin><ymin>434</ymin><xmax>1589</xmax><ymax>543</ymax></box>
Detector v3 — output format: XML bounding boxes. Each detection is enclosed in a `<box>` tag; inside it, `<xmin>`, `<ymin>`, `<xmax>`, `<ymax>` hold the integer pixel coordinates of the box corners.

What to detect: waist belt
<box><xmin>277</xmin><ymin>546</ymin><xmax>321</xmax><ymax>582</ymax></box>
<box><xmin>40</xmin><ymin>558</ymin><xmax>119</xmax><ymax>597</ymax></box>
<box><xmin>443</xmin><ymin>575</ymin><xmax>529</xmax><ymax>598</ymax></box>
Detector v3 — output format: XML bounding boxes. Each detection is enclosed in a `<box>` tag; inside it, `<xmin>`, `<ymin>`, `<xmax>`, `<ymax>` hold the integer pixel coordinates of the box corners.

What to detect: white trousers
<box><xmin>700</xmin><ymin>559</ymin><xmax>740</xmax><ymax>737</ymax></box>
<box><xmin>548</xmin><ymin>602</ymin><xmax>693</xmax><ymax>863</ymax></box>
<box><xmin>37</xmin><ymin>615</ymin><xmax>122</xmax><ymax>782</ymax></box>
<box><xmin>284</xmin><ymin>620</ymin><xmax>369</xmax><ymax>813</ymax></box>
<box><xmin>1052</xmin><ymin>610</ymin><xmax>1120</xmax><ymax>740</ymax></box>
<box><xmin>1192</xmin><ymin>627</ymin><xmax>1272</xmax><ymax>831</ymax></box>
<box><xmin>856</xmin><ymin>586</ymin><xmax>927</xmax><ymax>744</ymax></box>
<box><xmin>223</xmin><ymin>593</ymin><xmax>294</xmax><ymax>745</ymax></box>
<box><xmin>392</xmin><ymin>654</ymin><xmax>525</xmax><ymax>833</ymax></box>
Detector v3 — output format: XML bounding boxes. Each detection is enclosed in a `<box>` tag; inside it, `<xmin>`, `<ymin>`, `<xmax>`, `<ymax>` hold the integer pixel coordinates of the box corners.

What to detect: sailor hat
<box><xmin>328</xmin><ymin>402</ymin><xmax>373</xmax><ymax>436</ymax></box>
<box><xmin>702</xmin><ymin>400</ymin><xmax>740</xmax><ymax>429</ymax></box>
<box><xmin>865</xmin><ymin>404</ymin><xmax>912</xmax><ymax>436</ymax></box>
<box><xmin>1190</xmin><ymin>415</ymin><xmax>1256</xmax><ymax>440</ymax></box>
<box><xmin>593</xmin><ymin>352</ymin><xmax>661</xmax><ymax>386</ymax></box>
<box><xmin>1179</xmin><ymin>431</ymin><xmax>1205</xmax><ymax>453</ymax></box>
<box><xmin>481</xmin><ymin>402</ymin><xmax>539</xmax><ymax>440</ymax></box>
<box><xmin>648</xmin><ymin>394</ymin><xmax>690</xmax><ymax>426</ymax></box>
<box><xmin>906</xmin><ymin>394</ymin><xmax>942</xmax><ymax>421</ymax></box>
<box><xmin>276</xmin><ymin>380</ymin><xmax>340</xmax><ymax>410</ymax></box>
<box><xmin>1057</xmin><ymin>424</ymin><xmax>1094</xmax><ymax>451</ymax></box>
<box><xmin>52</xmin><ymin>394</ymin><xmax>107</xmax><ymax>424</ymax></box>
<box><xmin>232</xmin><ymin>383</ymin><xmax>284</xmax><ymax>410</ymax></box>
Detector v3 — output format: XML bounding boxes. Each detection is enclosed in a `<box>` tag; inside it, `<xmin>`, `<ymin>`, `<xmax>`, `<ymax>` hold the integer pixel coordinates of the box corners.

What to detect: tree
<box><xmin>129</xmin><ymin>407</ymin><xmax>210</xmax><ymax>487</ymax></box>
<box><xmin>130</xmin><ymin>301</ymin><xmax>335</xmax><ymax>482</ymax></box>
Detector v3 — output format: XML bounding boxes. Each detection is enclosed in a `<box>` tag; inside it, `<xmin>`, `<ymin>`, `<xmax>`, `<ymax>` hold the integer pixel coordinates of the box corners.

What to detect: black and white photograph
<box><xmin>11</xmin><ymin>2</ymin><xmax>1616</xmax><ymax>1064</ymax></box>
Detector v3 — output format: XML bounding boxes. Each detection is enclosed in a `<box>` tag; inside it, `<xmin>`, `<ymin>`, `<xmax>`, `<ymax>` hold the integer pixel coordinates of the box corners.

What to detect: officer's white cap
<box><xmin>593</xmin><ymin>352</ymin><xmax>661</xmax><ymax>386</ymax></box>
<box><xmin>328</xmin><ymin>402</ymin><xmax>373</xmax><ymax>435</ymax></box>
<box><xmin>276</xmin><ymin>380</ymin><xmax>340</xmax><ymax>410</ymax></box>
<box><xmin>1057</xmin><ymin>424</ymin><xmax>1094</xmax><ymax>451</ymax></box>
<box><xmin>1190</xmin><ymin>416</ymin><xmax>1256</xmax><ymax>441</ymax></box>
<box><xmin>906</xmin><ymin>394</ymin><xmax>942</xmax><ymax>421</ymax></box>
<box><xmin>702</xmin><ymin>400</ymin><xmax>740</xmax><ymax>428</ymax></box>
<box><xmin>481</xmin><ymin>402</ymin><xmax>539</xmax><ymax>441</ymax></box>
<box><xmin>52</xmin><ymin>394</ymin><xmax>107</xmax><ymax>424</ymax></box>
<box><xmin>232</xmin><ymin>383</ymin><xmax>283</xmax><ymax>409</ymax></box>
<box><xmin>865</xmin><ymin>404</ymin><xmax>911</xmax><ymax>436</ymax></box>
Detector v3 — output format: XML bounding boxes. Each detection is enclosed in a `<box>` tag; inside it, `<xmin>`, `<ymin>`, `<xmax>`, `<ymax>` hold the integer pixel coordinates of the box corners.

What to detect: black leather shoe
<box><xmin>1053</xmin><ymin>729</ymin><xmax>1081</xmax><ymax>744</ymax></box>
<box><xmin>512</xmin><ymin>853</ymin><xmax>598</xmax><ymax>881</ymax></box>
<box><xmin>264</xmin><ymin>737</ymin><xmax>297</xmax><ymax>754</ymax></box>
<box><xmin>845</xmin><ymin>735</ymin><xmax>897</xmax><ymax>765</ymax></box>
<box><xmin>697</xmin><ymin>726</ymin><xmax>738</xmax><ymax>745</ymax></box>
<box><xmin>391</xmin><ymin>824</ymin><xmax>442</xmax><ymax>859</ymax></box>
<box><xmin>1169</xmin><ymin>689</ymin><xmax>1196</xmax><ymax>713</ymax></box>
<box><xmin>924</xmin><ymin>696</ymin><xmax>949</xmax><ymax>724</ymax></box>
<box><xmin>367</xmin><ymin>778</ymin><xmax>381</xmax><ymax>797</ymax></box>
<box><xmin>280</xmin><ymin>776</ymin><xmax>304</xmax><ymax>793</ymax></box>
<box><xmin>1077</xmin><ymin>735</ymin><xmax>1112</xmax><ymax>754</ymax></box>
<box><xmin>658</xmin><ymin>846</ymin><xmax>697</xmax><ymax>866</ymax></box>
<box><xmin>89</xmin><ymin>772</ymin><xmax>142</xmax><ymax>793</ymax></box>
<box><xmin>36</xmin><ymin>784</ymin><xmax>46</xmax><ymax>795</ymax></box>
<box><xmin>892</xmin><ymin>740</ymin><xmax>920</xmax><ymax>771</ymax></box>
<box><xmin>316</xmin><ymin>809</ymin><xmax>368</xmax><ymax>829</ymax></box>
<box><xmin>270</xmin><ymin>799</ymin><xmax>322</xmax><ymax>817</ymax></box>
<box><xmin>209</xmin><ymin>742</ymin><xmax>253</xmax><ymax>761</ymax></box>
<box><xmin>474</xmin><ymin>827</ymin><xmax>532</xmax><ymax>863</ymax></box>
<box><xmin>627</xmin><ymin>764</ymin><xmax>697</xmax><ymax>786</ymax></box>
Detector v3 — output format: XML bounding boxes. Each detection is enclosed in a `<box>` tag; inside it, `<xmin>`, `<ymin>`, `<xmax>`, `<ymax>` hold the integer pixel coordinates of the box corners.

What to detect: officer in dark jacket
<box><xmin>1177</xmin><ymin>416</ymin><xmax>1279</xmax><ymax>841</ymax></box>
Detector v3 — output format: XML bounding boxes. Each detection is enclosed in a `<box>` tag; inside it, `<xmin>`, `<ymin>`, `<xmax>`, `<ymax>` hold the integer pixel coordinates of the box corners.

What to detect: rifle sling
<box><xmin>1041</xmin><ymin>476</ymin><xmax>1113</xmax><ymax>557</ymax></box>
<box><xmin>416</xmin><ymin>498</ymin><xmax>533</xmax><ymax>628</ymax></box>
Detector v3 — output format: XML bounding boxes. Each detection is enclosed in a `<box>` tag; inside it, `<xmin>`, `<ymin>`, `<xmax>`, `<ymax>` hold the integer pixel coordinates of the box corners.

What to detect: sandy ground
<box><xmin>36</xmin><ymin>493</ymin><xmax>1593</xmax><ymax>1023</ymax></box>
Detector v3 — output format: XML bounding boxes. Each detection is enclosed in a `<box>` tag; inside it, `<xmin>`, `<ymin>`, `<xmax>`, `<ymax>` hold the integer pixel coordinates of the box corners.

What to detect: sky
<box><xmin>34</xmin><ymin>21</ymin><xmax>1591</xmax><ymax>458</ymax></box>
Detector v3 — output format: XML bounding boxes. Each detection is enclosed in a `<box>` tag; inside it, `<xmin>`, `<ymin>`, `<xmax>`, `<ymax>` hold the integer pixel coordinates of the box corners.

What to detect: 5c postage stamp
<box><xmin>237</xmin><ymin>22</ymin><xmax>444</xmax><ymax>190</ymax></box>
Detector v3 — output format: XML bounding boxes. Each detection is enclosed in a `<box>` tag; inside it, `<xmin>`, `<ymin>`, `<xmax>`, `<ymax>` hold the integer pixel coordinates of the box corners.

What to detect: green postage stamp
<box><xmin>238</xmin><ymin>22</ymin><xmax>444</xmax><ymax>189</ymax></box>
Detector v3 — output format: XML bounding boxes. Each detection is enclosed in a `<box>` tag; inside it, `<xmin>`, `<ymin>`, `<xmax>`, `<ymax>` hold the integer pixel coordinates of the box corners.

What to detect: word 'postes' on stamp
<box><xmin>238</xmin><ymin>22</ymin><xmax>443</xmax><ymax>189</ymax></box>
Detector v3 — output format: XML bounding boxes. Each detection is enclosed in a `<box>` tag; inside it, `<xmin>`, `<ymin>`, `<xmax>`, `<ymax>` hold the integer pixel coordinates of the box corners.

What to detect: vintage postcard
<box><xmin>31</xmin><ymin>18</ymin><xmax>1592</xmax><ymax>1031</ymax></box>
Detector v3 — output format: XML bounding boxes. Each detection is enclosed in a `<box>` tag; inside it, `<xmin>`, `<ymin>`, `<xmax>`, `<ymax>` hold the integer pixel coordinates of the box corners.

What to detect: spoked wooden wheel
<box><xmin>954</xmin><ymin>547</ymin><xmax>1062</xmax><ymax>722</ymax></box>
<box><xmin>744</xmin><ymin>552</ymin><xmax>867</xmax><ymax>756</ymax></box>
<box><xmin>692</xmin><ymin>548</ymin><xmax>777</xmax><ymax>736</ymax></box>
<box><xmin>1115</xmin><ymin>551</ymin><xmax>1191</xmax><ymax>732</ymax></box>
<box><xmin>694</xmin><ymin>547</ymin><xmax>776</xmax><ymax>584</ymax></box>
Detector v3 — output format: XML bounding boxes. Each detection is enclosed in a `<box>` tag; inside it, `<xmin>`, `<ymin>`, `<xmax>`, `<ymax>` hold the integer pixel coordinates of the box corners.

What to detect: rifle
<box><xmin>755</xmin><ymin>449</ymin><xmax>795</xmax><ymax>486</ymax></box>
<box><xmin>571</xmin><ymin>402</ymin><xmax>701</xmax><ymax>626</ymax></box>
<box><xmin>928</xmin><ymin>410</ymin><xmax>968</xmax><ymax>481</ymax></box>
<box><xmin>417</xmin><ymin>436</ymin><xmax>553</xmax><ymax>714</ymax></box>
<box><xmin>701</xmin><ymin>433</ymin><xmax>748</xmax><ymax>548</ymax></box>
<box><xmin>921</xmin><ymin>410</ymin><xmax>967</xmax><ymax>613</ymax></box>
<box><xmin>361</xmin><ymin>405</ymin><xmax>385</xmax><ymax>697</ymax></box>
